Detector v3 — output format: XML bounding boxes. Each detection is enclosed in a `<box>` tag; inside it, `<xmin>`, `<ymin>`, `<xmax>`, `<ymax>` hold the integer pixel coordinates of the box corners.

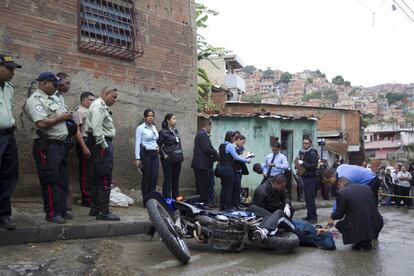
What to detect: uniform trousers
<box><xmin>90</xmin><ymin>141</ymin><xmax>114</xmax><ymax>214</ymax></box>
<box><xmin>0</xmin><ymin>133</ymin><xmax>18</xmax><ymax>218</ymax></box>
<box><xmin>76</xmin><ymin>142</ymin><xmax>93</xmax><ymax>205</ymax></box>
<box><xmin>33</xmin><ymin>139</ymin><xmax>68</xmax><ymax>218</ymax></box>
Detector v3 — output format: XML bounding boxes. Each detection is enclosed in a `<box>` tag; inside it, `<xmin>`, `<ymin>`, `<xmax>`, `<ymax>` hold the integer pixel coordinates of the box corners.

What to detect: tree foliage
<box><xmin>315</xmin><ymin>70</ymin><xmax>326</xmax><ymax>78</ymax></box>
<box><xmin>241</xmin><ymin>93</ymin><xmax>262</xmax><ymax>103</ymax></box>
<box><xmin>280</xmin><ymin>72</ymin><xmax>292</xmax><ymax>83</ymax></box>
<box><xmin>263</xmin><ymin>68</ymin><xmax>274</xmax><ymax>79</ymax></box>
<box><xmin>385</xmin><ymin>92</ymin><xmax>408</xmax><ymax>105</ymax></box>
<box><xmin>361</xmin><ymin>113</ymin><xmax>378</xmax><ymax>127</ymax></box>
<box><xmin>196</xmin><ymin>3</ymin><xmax>228</xmax><ymax>112</ymax></box>
<box><xmin>384</xmin><ymin>117</ymin><xmax>398</xmax><ymax>124</ymax></box>
<box><xmin>303</xmin><ymin>91</ymin><xmax>321</xmax><ymax>101</ymax></box>
<box><xmin>332</xmin><ymin>75</ymin><xmax>345</xmax><ymax>85</ymax></box>
<box><xmin>306</xmin><ymin>77</ymin><xmax>313</xmax><ymax>84</ymax></box>
<box><xmin>242</xmin><ymin>65</ymin><xmax>257</xmax><ymax>74</ymax></box>
<box><xmin>404</xmin><ymin>112</ymin><xmax>414</xmax><ymax>124</ymax></box>
<box><xmin>303</xmin><ymin>88</ymin><xmax>338</xmax><ymax>102</ymax></box>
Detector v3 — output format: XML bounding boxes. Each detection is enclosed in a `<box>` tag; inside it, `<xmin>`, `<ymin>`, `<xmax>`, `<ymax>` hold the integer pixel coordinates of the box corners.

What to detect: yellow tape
<box><xmin>378</xmin><ymin>192</ymin><xmax>414</xmax><ymax>199</ymax></box>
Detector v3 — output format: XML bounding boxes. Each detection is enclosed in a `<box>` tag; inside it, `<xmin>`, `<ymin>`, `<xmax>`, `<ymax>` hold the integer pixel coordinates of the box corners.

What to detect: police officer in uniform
<box><xmin>52</xmin><ymin>72</ymin><xmax>70</xmax><ymax>112</ymax></box>
<box><xmin>85</xmin><ymin>86</ymin><xmax>120</xmax><ymax>221</ymax></box>
<box><xmin>73</xmin><ymin>91</ymin><xmax>95</xmax><ymax>207</ymax></box>
<box><xmin>51</xmin><ymin>72</ymin><xmax>74</xmax><ymax>214</ymax></box>
<box><xmin>25</xmin><ymin>72</ymin><xmax>73</xmax><ymax>224</ymax></box>
<box><xmin>0</xmin><ymin>54</ymin><xmax>21</xmax><ymax>230</ymax></box>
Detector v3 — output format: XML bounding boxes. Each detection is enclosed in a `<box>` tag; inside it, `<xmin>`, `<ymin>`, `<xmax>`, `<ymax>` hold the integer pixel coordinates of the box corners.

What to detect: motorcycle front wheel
<box><xmin>262</xmin><ymin>231</ymin><xmax>299</xmax><ymax>250</ymax></box>
<box><xmin>146</xmin><ymin>199</ymin><xmax>191</xmax><ymax>264</ymax></box>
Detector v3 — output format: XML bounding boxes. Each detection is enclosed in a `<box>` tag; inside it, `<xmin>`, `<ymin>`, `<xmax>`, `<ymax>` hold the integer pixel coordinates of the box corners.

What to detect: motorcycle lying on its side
<box><xmin>145</xmin><ymin>193</ymin><xmax>299</xmax><ymax>264</ymax></box>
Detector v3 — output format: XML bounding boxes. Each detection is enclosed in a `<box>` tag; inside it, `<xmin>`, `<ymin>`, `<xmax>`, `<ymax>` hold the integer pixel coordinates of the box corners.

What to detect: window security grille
<box><xmin>78</xmin><ymin>0</ymin><xmax>143</xmax><ymax>60</ymax></box>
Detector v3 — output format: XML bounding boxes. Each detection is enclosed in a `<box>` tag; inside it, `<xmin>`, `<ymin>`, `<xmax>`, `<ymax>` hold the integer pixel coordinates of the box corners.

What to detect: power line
<box><xmin>401</xmin><ymin>0</ymin><xmax>414</xmax><ymax>16</ymax></box>
<box><xmin>393</xmin><ymin>0</ymin><xmax>414</xmax><ymax>23</ymax></box>
<box><xmin>356</xmin><ymin>0</ymin><xmax>414</xmax><ymax>48</ymax></box>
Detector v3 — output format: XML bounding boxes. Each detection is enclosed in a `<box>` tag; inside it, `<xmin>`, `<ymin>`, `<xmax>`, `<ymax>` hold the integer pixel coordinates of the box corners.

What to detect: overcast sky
<box><xmin>197</xmin><ymin>0</ymin><xmax>414</xmax><ymax>87</ymax></box>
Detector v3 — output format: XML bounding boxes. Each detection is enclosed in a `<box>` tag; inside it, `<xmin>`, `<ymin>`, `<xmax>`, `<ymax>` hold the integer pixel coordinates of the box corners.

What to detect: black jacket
<box><xmin>191</xmin><ymin>129</ymin><xmax>219</xmax><ymax>170</ymax></box>
<box><xmin>252</xmin><ymin>179</ymin><xmax>290</xmax><ymax>213</ymax></box>
<box><xmin>302</xmin><ymin>148</ymin><xmax>319</xmax><ymax>177</ymax></box>
<box><xmin>157</xmin><ymin>128</ymin><xmax>183</xmax><ymax>161</ymax></box>
<box><xmin>332</xmin><ymin>184</ymin><xmax>383</xmax><ymax>245</ymax></box>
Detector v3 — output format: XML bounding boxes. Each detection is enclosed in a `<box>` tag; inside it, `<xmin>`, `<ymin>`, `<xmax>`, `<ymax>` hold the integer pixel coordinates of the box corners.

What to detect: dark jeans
<box><xmin>141</xmin><ymin>150</ymin><xmax>159</xmax><ymax>199</ymax></box>
<box><xmin>368</xmin><ymin>176</ymin><xmax>380</xmax><ymax>206</ymax></box>
<box><xmin>303</xmin><ymin>175</ymin><xmax>318</xmax><ymax>220</ymax></box>
<box><xmin>219</xmin><ymin>165</ymin><xmax>235</xmax><ymax>210</ymax></box>
<box><xmin>0</xmin><ymin>134</ymin><xmax>18</xmax><ymax>217</ymax></box>
<box><xmin>248</xmin><ymin>205</ymin><xmax>295</xmax><ymax>232</ymax></box>
<box><xmin>33</xmin><ymin>140</ymin><xmax>68</xmax><ymax>218</ymax></box>
<box><xmin>76</xmin><ymin>142</ymin><xmax>93</xmax><ymax>205</ymax></box>
<box><xmin>161</xmin><ymin>158</ymin><xmax>181</xmax><ymax>199</ymax></box>
<box><xmin>194</xmin><ymin>169</ymin><xmax>209</xmax><ymax>204</ymax></box>
<box><xmin>208</xmin><ymin>169</ymin><xmax>216</xmax><ymax>204</ymax></box>
<box><xmin>232</xmin><ymin>171</ymin><xmax>242</xmax><ymax>208</ymax></box>
<box><xmin>394</xmin><ymin>185</ymin><xmax>411</xmax><ymax>207</ymax></box>
<box><xmin>90</xmin><ymin>142</ymin><xmax>113</xmax><ymax>214</ymax></box>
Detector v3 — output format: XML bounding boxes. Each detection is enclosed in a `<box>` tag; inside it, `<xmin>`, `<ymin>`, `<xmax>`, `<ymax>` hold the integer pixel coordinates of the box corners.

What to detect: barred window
<box><xmin>78</xmin><ymin>0</ymin><xmax>143</xmax><ymax>60</ymax></box>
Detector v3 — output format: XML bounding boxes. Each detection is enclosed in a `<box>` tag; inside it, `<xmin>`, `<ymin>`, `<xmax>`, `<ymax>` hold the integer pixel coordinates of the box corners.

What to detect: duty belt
<box><xmin>0</xmin><ymin>126</ymin><xmax>16</xmax><ymax>135</ymax></box>
<box><xmin>35</xmin><ymin>138</ymin><xmax>65</xmax><ymax>145</ymax></box>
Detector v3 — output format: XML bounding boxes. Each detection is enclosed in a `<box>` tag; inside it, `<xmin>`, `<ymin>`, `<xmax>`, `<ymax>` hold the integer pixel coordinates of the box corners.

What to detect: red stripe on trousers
<box><xmin>81</xmin><ymin>158</ymin><xmax>91</xmax><ymax>202</ymax></box>
<box><xmin>104</xmin><ymin>176</ymin><xmax>108</xmax><ymax>190</ymax></box>
<box><xmin>39</xmin><ymin>150</ymin><xmax>46</xmax><ymax>166</ymax></box>
<box><xmin>47</xmin><ymin>185</ymin><xmax>54</xmax><ymax>218</ymax></box>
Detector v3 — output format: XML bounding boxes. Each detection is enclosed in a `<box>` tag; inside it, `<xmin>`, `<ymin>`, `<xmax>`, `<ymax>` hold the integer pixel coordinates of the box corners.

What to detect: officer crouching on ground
<box><xmin>85</xmin><ymin>86</ymin><xmax>120</xmax><ymax>221</ymax></box>
<box><xmin>24</xmin><ymin>72</ymin><xmax>73</xmax><ymax>224</ymax></box>
<box><xmin>0</xmin><ymin>54</ymin><xmax>21</xmax><ymax>230</ymax></box>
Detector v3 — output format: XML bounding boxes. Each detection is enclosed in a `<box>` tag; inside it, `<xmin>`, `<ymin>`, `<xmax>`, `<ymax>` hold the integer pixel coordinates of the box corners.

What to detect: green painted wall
<box><xmin>210</xmin><ymin>116</ymin><xmax>317</xmax><ymax>194</ymax></box>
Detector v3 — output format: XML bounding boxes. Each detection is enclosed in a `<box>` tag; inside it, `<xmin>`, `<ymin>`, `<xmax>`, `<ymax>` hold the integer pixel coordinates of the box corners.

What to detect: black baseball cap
<box><xmin>36</xmin><ymin>72</ymin><xmax>64</xmax><ymax>86</ymax></box>
<box><xmin>0</xmin><ymin>54</ymin><xmax>22</xmax><ymax>69</ymax></box>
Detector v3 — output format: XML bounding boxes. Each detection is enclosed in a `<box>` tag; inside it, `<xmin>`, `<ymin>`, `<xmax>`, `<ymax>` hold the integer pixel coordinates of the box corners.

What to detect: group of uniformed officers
<box><xmin>0</xmin><ymin>54</ymin><xmax>120</xmax><ymax>229</ymax></box>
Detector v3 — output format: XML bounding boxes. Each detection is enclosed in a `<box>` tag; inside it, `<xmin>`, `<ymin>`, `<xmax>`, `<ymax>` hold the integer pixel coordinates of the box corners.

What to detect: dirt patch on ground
<box><xmin>81</xmin><ymin>239</ymin><xmax>128</xmax><ymax>276</ymax></box>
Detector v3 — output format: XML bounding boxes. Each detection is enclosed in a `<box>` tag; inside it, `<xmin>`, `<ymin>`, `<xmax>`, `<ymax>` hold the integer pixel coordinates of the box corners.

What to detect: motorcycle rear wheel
<box><xmin>146</xmin><ymin>199</ymin><xmax>191</xmax><ymax>264</ymax></box>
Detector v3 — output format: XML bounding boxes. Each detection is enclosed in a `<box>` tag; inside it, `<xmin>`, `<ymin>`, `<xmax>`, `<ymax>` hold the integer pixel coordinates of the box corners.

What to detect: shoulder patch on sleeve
<box><xmin>34</xmin><ymin>104</ymin><xmax>44</xmax><ymax>114</ymax></box>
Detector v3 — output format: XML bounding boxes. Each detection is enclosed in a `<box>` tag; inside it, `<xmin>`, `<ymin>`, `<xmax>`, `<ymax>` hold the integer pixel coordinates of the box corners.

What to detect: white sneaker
<box><xmin>254</xmin><ymin>226</ymin><xmax>268</xmax><ymax>242</ymax></box>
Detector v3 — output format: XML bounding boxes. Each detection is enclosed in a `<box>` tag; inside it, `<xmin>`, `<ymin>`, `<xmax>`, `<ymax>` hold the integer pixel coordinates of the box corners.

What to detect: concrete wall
<box><xmin>0</xmin><ymin>0</ymin><xmax>197</xmax><ymax>197</ymax></box>
<box><xmin>198</xmin><ymin>57</ymin><xmax>225</xmax><ymax>86</ymax></box>
<box><xmin>209</xmin><ymin>116</ymin><xmax>317</xmax><ymax>192</ymax></box>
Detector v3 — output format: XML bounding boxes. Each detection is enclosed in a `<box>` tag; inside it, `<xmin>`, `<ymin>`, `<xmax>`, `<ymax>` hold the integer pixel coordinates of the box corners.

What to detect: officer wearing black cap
<box><xmin>0</xmin><ymin>54</ymin><xmax>21</xmax><ymax>230</ymax></box>
<box><xmin>24</xmin><ymin>72</ymin><xmax>73</xmax><ymax>224</ymax></box>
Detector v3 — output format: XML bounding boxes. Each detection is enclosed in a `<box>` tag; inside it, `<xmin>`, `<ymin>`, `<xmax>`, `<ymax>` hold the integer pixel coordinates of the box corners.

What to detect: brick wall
<box><xmin>210</xmin><ymin>91</ymin><xmax>227</xmax><ymax>110</ymax></box>
<box><xmin>0</xmin><ymin>0</ymin><xmax>197</xmax><ymax>197</ymax></box>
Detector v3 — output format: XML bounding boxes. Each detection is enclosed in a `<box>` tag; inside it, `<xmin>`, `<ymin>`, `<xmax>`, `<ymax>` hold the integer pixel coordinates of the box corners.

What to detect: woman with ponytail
<box><xmin>157</xmin><ymin>113</ymin><xmax>184</xmax><ymax>199</ymax></box>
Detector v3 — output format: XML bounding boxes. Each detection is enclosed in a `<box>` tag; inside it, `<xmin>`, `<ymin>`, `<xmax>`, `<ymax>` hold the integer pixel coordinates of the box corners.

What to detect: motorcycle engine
<box><xmin>214</xmin><ymin>215</ymin><xmax>230</xmax><ymax>230</ymax></box>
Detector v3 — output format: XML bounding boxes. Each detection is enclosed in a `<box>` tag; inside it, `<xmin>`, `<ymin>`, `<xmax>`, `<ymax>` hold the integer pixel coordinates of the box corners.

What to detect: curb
<box><xmin>0</xmin><ymin>220</ymin><xmax>151</xmax><ymax>246</ymax></box>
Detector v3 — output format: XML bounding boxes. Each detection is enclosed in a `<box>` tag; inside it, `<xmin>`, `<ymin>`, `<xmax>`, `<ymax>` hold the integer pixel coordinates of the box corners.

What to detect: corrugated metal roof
<box><xmin>225</xmin><ymin>101</ymin><xmax>359</xmax><ymax>112</ymax></box>
<box><xmin>199</xmin><ymin>112</ymin><xmax>318</xmax><ymax>121</ymax></box>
